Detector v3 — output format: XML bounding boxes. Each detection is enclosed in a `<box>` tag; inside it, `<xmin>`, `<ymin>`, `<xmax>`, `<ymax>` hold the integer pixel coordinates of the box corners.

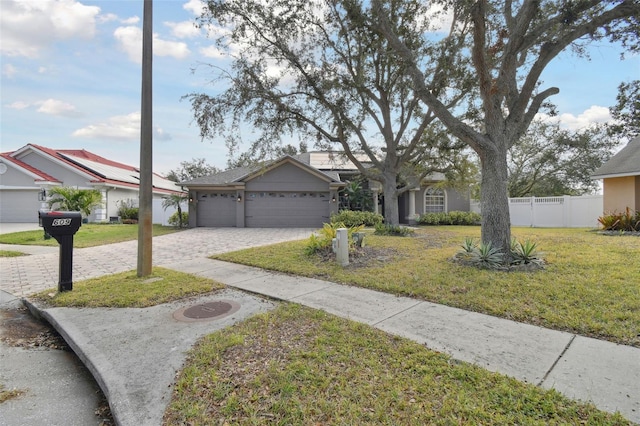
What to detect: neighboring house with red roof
<box><xmin>0</xmin><ymin>144</ymin><xmax>183</xmax><ymax>223</ymax></box>
<box><xmin>591</xmin><ymin>136</ymin><xmax>640</xmax><ymax>214</ymax></box>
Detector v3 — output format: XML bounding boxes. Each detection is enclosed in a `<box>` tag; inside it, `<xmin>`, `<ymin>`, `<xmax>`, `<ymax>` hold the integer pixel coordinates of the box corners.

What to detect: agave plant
<box><xmin>469</xmin><ymin>241</ymin><xmax>506</xmax><ymax>270</ymax></box>
<box><xmin>511</xmin><ymin>239</ymin><xmax>544</xmax><ymax>266</ymax></box>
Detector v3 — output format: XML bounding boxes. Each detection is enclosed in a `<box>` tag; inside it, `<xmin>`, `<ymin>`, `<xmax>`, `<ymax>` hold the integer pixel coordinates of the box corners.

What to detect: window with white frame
<box><xmin>424</xmin><ymin>187</ymin><xmax>445</xmax><ymax>213</ymax></box>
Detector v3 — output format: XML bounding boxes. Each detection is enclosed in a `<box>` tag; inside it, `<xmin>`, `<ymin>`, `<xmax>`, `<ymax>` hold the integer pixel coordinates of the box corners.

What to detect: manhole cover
<box><xmin>173</xmin><ymin>300</ymin><xmax>241</xmax><ymax>323</ymax></box>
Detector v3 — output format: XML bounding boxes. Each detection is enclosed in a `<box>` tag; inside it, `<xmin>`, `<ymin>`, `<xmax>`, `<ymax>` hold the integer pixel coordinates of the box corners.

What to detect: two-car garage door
<box><xmin>196</xmin><ymin>191</ymin><xmax>330</xmax><ymax>228</ymax></box>
<box><xmin>245</xmin><ymin>191</ymin><xmax>330</xmax><ymax>227</ymax></box>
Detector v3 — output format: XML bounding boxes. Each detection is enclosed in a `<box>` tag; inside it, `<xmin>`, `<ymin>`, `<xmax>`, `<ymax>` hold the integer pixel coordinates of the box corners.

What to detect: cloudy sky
<box><xmin>1</xmin><ymin>0</ymin><xmax>638</xmax><ymax>175</ymax></box>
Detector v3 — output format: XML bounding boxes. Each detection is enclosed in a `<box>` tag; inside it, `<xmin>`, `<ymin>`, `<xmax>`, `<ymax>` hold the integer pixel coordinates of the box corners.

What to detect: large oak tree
<box><xmin>187</xmin><ymin>0</ymin><xmax>473</xmax><ymax>224</ymax></box>
<box><xmin>369</xmin><ymin>0</ymin><xmax>639</xmax><ymax>257</ymax></box>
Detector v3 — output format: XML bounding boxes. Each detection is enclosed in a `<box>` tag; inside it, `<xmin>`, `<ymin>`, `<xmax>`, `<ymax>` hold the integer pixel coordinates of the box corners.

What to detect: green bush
<box><xmin>373</xmin><ymin>223</ymin><xmax>415</xmax><ymax>237</ymax></box>
<box><xmin>168</xmin><ymin>211</ymin><xmax>189</xmax><ymax>228</ymax></box>
<box><xmin>597</xmin><ymin>208</ymin><xmax>640</xmax><ymax>232</ymax></box>
<box><xmin>305</xmin><ymin>222</ymin><xmax>364</xmax><ymax>255</ymax></box>
<box><xmin>117</xmin><ymin>199</ymin><xmax>139</xmax><ymax>220</ymax></box>
<box><xmin>330</xmin><ymin>210</ymin><xmax>384</xmax><ymax>227</ymax></box>
<box><xmin>418</xmin><ymin>211</ymin><xmax>481</xmax><ymax>226</ymax></box>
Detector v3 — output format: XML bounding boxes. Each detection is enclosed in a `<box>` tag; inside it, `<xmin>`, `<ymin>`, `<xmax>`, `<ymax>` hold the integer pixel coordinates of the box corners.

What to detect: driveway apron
<box><xmin>1</xmin><ymin>228</ymin><xmax>314</xmax><ymax>297</ymax></box>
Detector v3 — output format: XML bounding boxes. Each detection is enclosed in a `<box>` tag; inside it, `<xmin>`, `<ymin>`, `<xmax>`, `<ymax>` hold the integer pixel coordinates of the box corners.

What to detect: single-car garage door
<box><xmin>196</xmin><ymin>192</ymin><xmax>237</xmax><ymax>227</ymax></box>
<box><xmin>245</xmin><ymin>191</ymin><xmax>329</xmax><ymax>228</ymax></box>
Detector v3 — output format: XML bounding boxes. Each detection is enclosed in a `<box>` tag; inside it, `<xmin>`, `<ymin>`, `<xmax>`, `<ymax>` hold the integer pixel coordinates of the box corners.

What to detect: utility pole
<box><xmin>137</xmin><ymin>0</ymin><xmax>153</xmax><ymax>277</ymax></box>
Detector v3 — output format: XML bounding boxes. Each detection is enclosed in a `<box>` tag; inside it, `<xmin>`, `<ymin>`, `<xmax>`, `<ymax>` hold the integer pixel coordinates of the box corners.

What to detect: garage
<box><xmin>244</xmin><ymin>191</ymin><xmax>330</xmax><ymax>228</ymax></box>
<box><xmin>0</xmin><ymin>189</ymin><xmax>41</xmax><ymax>223</ymax></box>
<box><xmin>196</xmin><ymin>192</ymin><xmax>237</xmax><ymax>227</ymax></box>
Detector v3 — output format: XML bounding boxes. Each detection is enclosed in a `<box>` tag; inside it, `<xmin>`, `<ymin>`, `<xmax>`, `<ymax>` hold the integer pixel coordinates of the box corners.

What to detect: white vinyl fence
<box><xmin>470</xmin><ymin>195</ymin><xmax>603</xmax><ymax>228</ymax></box>
<box><xmin>152</xmin><ymin>199</ymin><xmax>188</xmax><ymax>226</ymax></box>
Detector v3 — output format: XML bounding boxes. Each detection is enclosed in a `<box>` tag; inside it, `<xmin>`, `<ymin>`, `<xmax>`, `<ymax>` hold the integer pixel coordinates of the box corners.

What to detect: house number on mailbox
<box><xmin>52</xmin><ymin>218</ymin><xmax>73</xmax><ymax>226</ymax></box>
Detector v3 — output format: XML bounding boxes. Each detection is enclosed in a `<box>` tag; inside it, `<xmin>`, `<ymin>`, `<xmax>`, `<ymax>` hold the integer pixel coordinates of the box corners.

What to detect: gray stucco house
<box><xmin>180</xmin><ymin>152</ymin><xmax>470</xmax><ymax>228</ymax></box>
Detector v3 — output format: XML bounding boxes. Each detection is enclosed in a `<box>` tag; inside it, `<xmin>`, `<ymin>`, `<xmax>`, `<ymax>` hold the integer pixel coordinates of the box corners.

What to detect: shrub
<box><xmin>305</xmin><ymin>222</ymin><xmax>364</xmax><ymax>255</ymax></box>
<box><xmin>169</xmin><ymin>212</ymin><xmax>189</xmax><ymax>228</ymax></box>
<box><xmin>597</xmin><ymin>208</ymin><xmax>640</xmax><ymax>232</ymax></box>
<box><xmin>468</xmin><ymin>241</ymin><xmax>506</xmax><ymax>270</ymax></box>
<box><xmin>330</xmin><ymin>210</ymin><xmax>384</xmax><ymax>227</ymax></box>
<box><xmin>418</xmin><ymin>211</ymin><xmax>481</xmax><ymax>226</ymax></box>
<box><xmin>117</xmin><ymin>199</ymin><xmax>139</xmax><ymax>221</ymax></box>
<box><xmin>374</xmin><ymin>223</ymin><xmax>415</xmax><ymax>237</ymax></box>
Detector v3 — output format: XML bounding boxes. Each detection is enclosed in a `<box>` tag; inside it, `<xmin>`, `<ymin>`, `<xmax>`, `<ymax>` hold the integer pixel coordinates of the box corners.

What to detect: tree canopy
<box><xmin>369</xmin><ymin>0</ymin><xmax>639</xmax><ymax>256</ymax></box>
<box><xmin>188</xmin><ymin>0</ymin><xmax>474</xmax><ymax>224</ymax></box>
<box><xmin>609</xmin><ymin>79</ymin><xmax>640</xmax><ymax>140</ymax></box>
<box><xmin>166</xmin><ymin>158</ymin><xmax>221</xmax><ymax>182</ymax></box>
<box><xmin>507</xmin><ymin>122</ymin><xmax>618</xmax><ymax>197</ymax></box>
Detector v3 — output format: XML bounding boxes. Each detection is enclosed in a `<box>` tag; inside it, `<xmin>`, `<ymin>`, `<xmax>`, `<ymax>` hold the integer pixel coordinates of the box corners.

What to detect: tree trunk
<box><xmin>382</xmin><ymin>172</ymin><xmax>400</xmax><ymax>225</ymax></box>
<box><xmin>479</xmin><ymin>147</ymin><xmax>511</xmax><ymax>261</ymax></box>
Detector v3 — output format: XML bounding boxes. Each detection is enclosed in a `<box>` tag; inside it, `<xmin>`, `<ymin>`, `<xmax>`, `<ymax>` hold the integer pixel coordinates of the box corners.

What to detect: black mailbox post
<box><xmin>39</xmin><ymin>210</ymin><xmax>82</xmax><ymax>292</ymax></box>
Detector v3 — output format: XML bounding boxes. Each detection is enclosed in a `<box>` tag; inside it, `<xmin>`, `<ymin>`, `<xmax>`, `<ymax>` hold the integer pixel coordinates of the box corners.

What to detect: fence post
<box><xmin>530</xmin><ymin>196</ymin><xmax>535</xmax><ymax>227</ymax></box>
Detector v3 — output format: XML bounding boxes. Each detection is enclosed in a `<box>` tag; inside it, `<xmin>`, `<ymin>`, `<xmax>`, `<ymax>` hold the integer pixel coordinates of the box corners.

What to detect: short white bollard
<box><xmin>336</xmin><ymin>228</ymin><xmax>349</xmax><ymax>266</ymax></box>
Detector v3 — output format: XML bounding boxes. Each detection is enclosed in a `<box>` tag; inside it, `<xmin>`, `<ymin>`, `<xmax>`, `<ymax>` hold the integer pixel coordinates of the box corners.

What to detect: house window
<box><xmin>424</xmin><ymin>187</ymin><xmax>445</xmax><ymax>213</ymax></box>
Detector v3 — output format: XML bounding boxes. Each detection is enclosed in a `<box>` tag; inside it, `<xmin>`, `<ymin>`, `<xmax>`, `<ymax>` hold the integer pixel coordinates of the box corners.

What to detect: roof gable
<box><xmin>181</xmin><ymin>155</ymin><xmax>343</xmax><ymax>187</ymax></box>
<box><xmin>0</xmin><ymin>154</ymin><xmax>61</xmax><ymax>183</ymax></box>
<box><xmin>592</xmin><ymin>137</ymin><xmax>640</xmax><ymax>179</ymax></box>
<box><xmin>5</xmin><ymin>144</ymin><xmax>182</xmax><ymax>194</ymax></box>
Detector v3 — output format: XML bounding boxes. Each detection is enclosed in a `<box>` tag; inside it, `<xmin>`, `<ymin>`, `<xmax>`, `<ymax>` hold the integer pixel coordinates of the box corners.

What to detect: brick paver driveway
<box><xmin>1</xmin><ymin>228</ymin><xmax>313</xmax><ymax>296</ymax></box>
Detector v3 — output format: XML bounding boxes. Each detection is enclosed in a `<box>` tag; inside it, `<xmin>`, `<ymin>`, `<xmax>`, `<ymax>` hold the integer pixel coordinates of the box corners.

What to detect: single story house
<box><xmin>180</xmin><ymin>152</ymin><xmax>470</xmax><ymax>228</ymax></box>
<box><xmin>0</xmin><ymin>144</ymin><xmax>183</xmax><ymax>223</ymax></box>
<box><xmin>591</xmin><ymin>136</ymin><xmax>640</xmax><ymax>213</ymax></box>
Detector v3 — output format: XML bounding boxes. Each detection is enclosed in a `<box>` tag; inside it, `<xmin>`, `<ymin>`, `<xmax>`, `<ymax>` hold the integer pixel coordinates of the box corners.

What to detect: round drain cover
<box><xmin>173</xmin><ymin>299</ymin><xmax>241</xmax><ymax>323</ymax></box>
<box><xmin>184</xmin><ymin>301</ymin><xmax>233</xmax><ymax>319</ymax></box>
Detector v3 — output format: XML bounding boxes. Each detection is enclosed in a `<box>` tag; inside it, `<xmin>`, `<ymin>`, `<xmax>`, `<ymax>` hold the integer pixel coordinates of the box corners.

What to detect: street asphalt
<box><xmin>0</xmin><ymin>226</ymin><xmax>638</xmax><ymax>425</ymax></box>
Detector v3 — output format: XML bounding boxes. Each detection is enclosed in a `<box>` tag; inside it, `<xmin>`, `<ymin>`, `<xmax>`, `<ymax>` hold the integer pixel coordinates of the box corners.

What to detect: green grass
<box><xmin>214</xmin><ymin>227</ymin><xmax>640</xmax><ymax>346</ymax></box>
<box><xmin>32</xmin><ymin>267</ymin><xmax>225</xmax><ymax>308</ymax></box>
<box><xmin>0</xmin><ymin>250</ymin><xmax>27</xmax><ymax>257</ymax></box>
<box><xmin>164</xmin><ymin>304</ymin><xmax>632</xmax><ymax>425</ymax></box>
<box><xmin>0</xmin><ymin>224</ymin><xmax>182</xmax><ymax>248</ymax></box>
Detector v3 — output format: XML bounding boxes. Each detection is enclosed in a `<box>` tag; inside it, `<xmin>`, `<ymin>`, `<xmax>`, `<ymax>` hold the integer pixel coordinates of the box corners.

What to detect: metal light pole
<box><xmin>137</xmin><ymin>0</ymin><xmax>153</xmax><ymax>277</ymax></box>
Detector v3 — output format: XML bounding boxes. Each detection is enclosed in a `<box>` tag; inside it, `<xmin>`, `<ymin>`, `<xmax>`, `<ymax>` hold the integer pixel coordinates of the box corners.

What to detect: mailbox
<box><xmin>39</xmin><ymin>210</ymin><xmax>82</xmax><ymax>292</ymax></box>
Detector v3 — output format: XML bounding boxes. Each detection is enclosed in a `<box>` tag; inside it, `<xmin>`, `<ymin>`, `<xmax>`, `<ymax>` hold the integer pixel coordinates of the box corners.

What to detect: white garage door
<box><xmin>0</xmin><ymin>190</ymin><xmax>41</xmax><ymax>223</ymax></box>
<box><xmin>245</xmin><ymin>191</ymin><xmax>329</xmax><ymax>228</ymax></box>
<box><xmin>196</xmin><ymin>192</ymin><xmax>237</xmax><ymax>227</ymax></box>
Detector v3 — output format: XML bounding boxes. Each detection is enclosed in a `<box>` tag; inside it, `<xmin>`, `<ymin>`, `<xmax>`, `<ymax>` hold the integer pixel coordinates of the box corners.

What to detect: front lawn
<box><xmin>214</xmin><ymin>227</ymin><xmax>640</xmax><ymax>346</ymax></box>
<box><xmin>0</xmin><ymin>224</ymin><xmax>182</xmax><ymax>248</ymax></box>
<box><xmin>164</xmin><ymin>304</ymin><xmax>631</xmax><ymax>425</ymax></box>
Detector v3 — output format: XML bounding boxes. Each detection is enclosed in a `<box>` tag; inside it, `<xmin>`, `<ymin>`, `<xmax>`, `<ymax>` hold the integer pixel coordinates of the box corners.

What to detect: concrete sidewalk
<box><xmin>24</xmin><ymin>258</ymin><xmax>640</xmax><ymax>425</ymax></box>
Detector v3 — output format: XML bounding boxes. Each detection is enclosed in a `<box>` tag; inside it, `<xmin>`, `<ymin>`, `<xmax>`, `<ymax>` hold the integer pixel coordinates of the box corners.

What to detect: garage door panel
<box><xmin>245</xmin><ymin>192</ymin><xmax>329</xmax><ymax>228</ymax></box>
<box><xmin>196</xmin><ymin>192</ymin><xmax>236</xmax><ymax>227</ymax></box>
<box><xmin>0</xmin><ymin>190</ymin><xmax>41</xmax><ymax>223</ymax></box>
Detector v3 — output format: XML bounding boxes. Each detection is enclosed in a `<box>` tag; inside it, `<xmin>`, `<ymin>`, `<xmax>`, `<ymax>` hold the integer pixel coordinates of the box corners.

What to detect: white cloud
<box><xmin>0</xmin><ymin>0</ymin><xmax>101</xmax><ymax>58</ymax></box>
<box><xmin>72</xmin><ymin>112</ymin><xmax>171</xmax><ymax>141</ymax></box>
<box><xmin>538</xmin><ymin>105</ymin><xmax>612</xmax><ymax>131</ymax></box>
<box><xmin>36</xmin><ymin>99</ymin><xmax>81</xmax><ymax>117</ymax></box>
<box><xmin>3</xmin><ymin>64</ymin><xmax>18</xmax><ymax>78</ymax></box>
<box><xmin>165</xmin><ymin>21</ymin><xmax>201</xmax><ymax>39</ymax></box>
<box><xmin>183</xmin><ymin>0</ymin><xmax>206</xmax><ymax>16</ymax></box>
<box><xmin>6</xmin><ymin>101</ymin><xmax>30</xmax><ymax>110</ymax></box>
<box><xmin>114</xmin><ymin>26</ymin><xmax>191</xmax><ymax>63</ymax></box>
<box><xmin>121</xmin><ymin>16</ymin><xmax>140</xmax><ymax>25</ymax></box>
<box><xmin>98</xmin><ymin>12</ymin><xmax>118</xmax><ymax>23</ymax></box>
<box><xmin>199</xmin><ymin>45</ymin><xmax>225</xmax><ymax>59</ymax></box>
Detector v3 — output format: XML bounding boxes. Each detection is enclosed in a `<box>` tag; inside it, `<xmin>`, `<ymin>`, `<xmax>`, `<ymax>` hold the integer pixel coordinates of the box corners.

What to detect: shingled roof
<box><xmin>592</xmin><ymin>136</ymin><xmax>640</xmax><ymax>179</ymax></box>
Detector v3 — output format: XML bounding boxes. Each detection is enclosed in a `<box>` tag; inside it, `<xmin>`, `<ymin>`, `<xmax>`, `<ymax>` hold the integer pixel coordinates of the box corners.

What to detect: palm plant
<box><xmin>47</xmin><ymin>187</ymin><xmax>103</xmax><ymax>218</ymax></box>
<box><xmin>162</xmin><ymin>193</ymin><xmax>188</xmax><ymax>228</ymax></box>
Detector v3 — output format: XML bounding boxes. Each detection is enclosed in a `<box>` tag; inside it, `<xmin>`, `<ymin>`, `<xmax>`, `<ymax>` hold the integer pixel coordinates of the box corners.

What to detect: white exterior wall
<box><xmin>153</xmin><ymin>199</ymin><xmax>187</xmax><ymax>226</ymax></box>
<box><xmin>470</xmin><ymin>195</ymin><xmax>603</xmax><ymax>228</ymax></box>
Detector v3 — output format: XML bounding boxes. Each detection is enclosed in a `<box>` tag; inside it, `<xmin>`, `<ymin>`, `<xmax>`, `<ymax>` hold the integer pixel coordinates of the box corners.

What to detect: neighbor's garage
<box><xmin>196</xmin><ymin>191</ymin><xmax>237</xmax><ymax>227</ymax></box>
<box><xmin>245</xmin><ymin>191</ymin><xmax>330</xmax><ymax>227</ymax></box>
<box><xmin>0</xmin><ymin>189</ymin><xmax>41</xmax><ymax>223</ymax></box>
